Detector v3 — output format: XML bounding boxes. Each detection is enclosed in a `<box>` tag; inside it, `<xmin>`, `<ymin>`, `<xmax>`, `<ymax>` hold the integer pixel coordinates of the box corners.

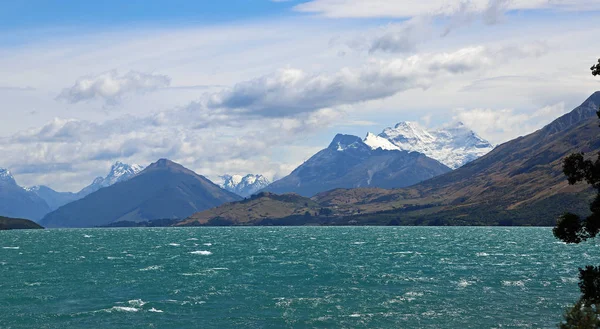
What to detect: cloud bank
<box><xmin>207</xmin><ymin>43</ymin><xmax>546</xmax><ymax>117</ymax></box>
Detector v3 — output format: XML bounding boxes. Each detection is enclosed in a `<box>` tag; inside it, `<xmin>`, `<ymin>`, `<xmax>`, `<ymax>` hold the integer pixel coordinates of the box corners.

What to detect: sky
<box><xmin>1</xmin><ymin>0</ymin><xmax>599</xmax><ymax>192</ymax></box>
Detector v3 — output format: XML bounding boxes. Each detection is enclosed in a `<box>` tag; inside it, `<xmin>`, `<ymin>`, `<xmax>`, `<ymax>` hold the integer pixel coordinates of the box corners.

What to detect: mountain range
<box><xmin>28</xmin><ymin>161</ymin><xmax>144</xmax><ymax>211</ymax></box>
<box><xmin>180</xmin><ymin>91</ymin><xmax>600</xmax><ymax>227</ymax></box>
<box><xmin>0</xmin><ymin>161</ymin><xmax>144</xmax><ymax>221</ymax></box>
<box><xmin>220</xmin><ymin>174</ymin><xmax>270</xmax><ymax>197</ymax></box>
<box><xmin>261</xmin><ymin>133</ymin><xmax>453</xmax><ymax>197</ymax></box>
<box><xmin>40</xmin><ymin>159</ymin><xmax>242</xmax><ymax>228</ymax></box>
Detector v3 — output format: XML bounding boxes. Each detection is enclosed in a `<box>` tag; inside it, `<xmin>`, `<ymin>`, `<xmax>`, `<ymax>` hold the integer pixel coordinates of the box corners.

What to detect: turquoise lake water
<box><xmin>1</xmin><ymin>227</ymin><xmax>598</xmax><ymax>328</ymax></box>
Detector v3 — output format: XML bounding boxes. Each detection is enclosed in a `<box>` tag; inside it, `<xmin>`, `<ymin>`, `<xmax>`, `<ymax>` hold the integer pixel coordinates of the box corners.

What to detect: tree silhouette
<box><xmin>593</xmin><ymin>58</ymin><xmax>600</xmax><ymax>76</ymax></box>
<box><xmin>554</xmin><ymin>58</ymin><xmax>600</xmax><ymax>327</ymax></box>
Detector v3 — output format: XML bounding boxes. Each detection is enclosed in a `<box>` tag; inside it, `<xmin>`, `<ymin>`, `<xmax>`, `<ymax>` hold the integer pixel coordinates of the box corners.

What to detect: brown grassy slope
<box><xmin>178</xmin><ymin>192</ymin><xmax>321</xmax><ymax>225</ymax></box>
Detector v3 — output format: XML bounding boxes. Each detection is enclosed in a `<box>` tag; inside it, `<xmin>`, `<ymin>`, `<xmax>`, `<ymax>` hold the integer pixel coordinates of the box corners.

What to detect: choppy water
<box><xmin>1</xmin><ymin>227</ymin><xmax>598</xmax><ymax>328</ymax></box>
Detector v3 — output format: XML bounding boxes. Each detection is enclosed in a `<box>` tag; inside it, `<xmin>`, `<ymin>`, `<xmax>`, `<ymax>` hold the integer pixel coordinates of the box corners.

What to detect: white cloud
<box><xmin>207</xmin><ymin>43</ymin><xmax>546</xmax><ymax>116</ymax></box>
<box><xmin>57</xmin><ymin>70</ymin><xmax>171</xmax><ymax>105</ymax></box>
<box><xmin>453</xmin><ymin>102</ymin><xmax>568</xmax><ymax>143</ymax></box>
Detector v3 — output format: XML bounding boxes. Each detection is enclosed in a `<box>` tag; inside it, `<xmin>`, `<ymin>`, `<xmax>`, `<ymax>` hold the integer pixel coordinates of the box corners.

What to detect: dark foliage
<box><xmin>555</xmin><ymin>59</ymin><xmax>600</xmax><ymax>326</ymax></box>
<box><xmin>579</xmin><ymin>266</ymin><xmax>600</xmax><ymax>305</ymax></box>
<box><xmin>592</xmin><ymin>58</ymin><xmax>600</xmax><ymax>76</ymax></box>
<box><xmin>559</xmin><ymin>301</ymin><xmax>600</xmax><ymax>329</ymax></box>
<box><xmin>101</xmin><ymin>218</ymin><xmax>181</xmax><ymax>228</ymax></box>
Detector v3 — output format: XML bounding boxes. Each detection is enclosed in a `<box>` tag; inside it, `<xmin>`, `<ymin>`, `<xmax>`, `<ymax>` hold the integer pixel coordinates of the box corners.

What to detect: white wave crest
<box><xmin>190</xmin><ymin>250</ymin><xmax>212</xmax><ymax>255</ymax></box>
<box><xmin>128</xmin><ymin>299</ymin><xmax>146</xmax><ymax>307</ymax></box>
<box><xmin>107</xmin><ymin>306</ymin><xmax>139</xmax><ymax>313</ymax></box>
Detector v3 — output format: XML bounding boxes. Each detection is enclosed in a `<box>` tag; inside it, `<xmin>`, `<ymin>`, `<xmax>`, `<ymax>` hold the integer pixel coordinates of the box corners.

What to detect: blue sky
<box><xmin>0</xmin><ymin>0</ymin><xmax>599</xmax><ymax>191</ymax></box>
<box><xmin>0</xmin><ymin>1</ymin><xmax>304</xmax><ymax>29</ymax></box>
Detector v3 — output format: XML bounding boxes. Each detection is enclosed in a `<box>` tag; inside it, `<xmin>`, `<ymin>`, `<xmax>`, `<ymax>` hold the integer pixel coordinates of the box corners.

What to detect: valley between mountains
<box><xmin>2</xmin><ymin>92</ymin><xmax>599</xmax><ymax>228</ymax></box>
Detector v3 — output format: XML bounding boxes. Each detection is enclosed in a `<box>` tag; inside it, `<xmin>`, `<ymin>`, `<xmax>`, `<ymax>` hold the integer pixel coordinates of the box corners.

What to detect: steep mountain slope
<box><xmin>315</xmin><ymin>91</ymin><xmax>600</xmax><ymax>225</ymax></box>
<box><xmin>28</xmin><ymin>161</ymin><xmax>143</xmax><ymax>211</ymax></box>
<box><xmin>0</xmin><ymin>169</ymin><xmax>50</xmax><ymax>221</ymax></box>
<box><xmin>220</xmin><ymin>174</ymin><xmax>270</xmax><ymax>197</ymax></box>
<box><xmin>377</xmin><ymin>121</ymin><xmax>494</xmax><ymax>169</ymax></box>
<box><xmin>262</xmin><ymin>134</ymin><xmax>451</xmax><ymax>197</ymax></box>
<box><xmin>0</xmin><ymin>216</ymin><xmax>43</xmax><ymax>230</ymax></box>
<box><xmin>39</xmin><ymin>159</ymin><xmax>242</xmax><ymax>228</ymax></box>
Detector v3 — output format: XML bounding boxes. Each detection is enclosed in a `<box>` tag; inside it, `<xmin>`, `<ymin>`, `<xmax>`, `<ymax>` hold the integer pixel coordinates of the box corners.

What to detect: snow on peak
<box><xmin>328</xmin><ymin>134</ymin><xmax>365</xmax><ymax>152</ymax></box>
<box><xmin>220</xmin><ymin>174</ymin><xmax>271</xmax><ymax>197</ymax></box>
<box><xmin>25</xmin><ymin>185</ymin><xmax>40</xmax><ymax>192</ymax></box>
<box><xmin>0</xmin><ymin>168</ymin><xmax>16</xmax><ymax>185</ymax></box>
<box><xmin>363</xmin><ymin>132</ymin><xmax>400</xmax><ymax>151</ymax></box>
<box><xmin>378</xmin><ymin>121</ymin><xmax>494</xmax><ymax>169</ymax></box>
<box><xmin>79</xmin><ymin>161</ymin><xmax>144</xmax><ymax>195</ymax></box>
<box><xmin>104</xmin><ymin>161</ymin><xmax>144</xmax><ymax>186</ymax></box>
<box><xmin>0</xmin><ymin>168</ymin><xmax>12</xmax><ymax>179</ymax></box>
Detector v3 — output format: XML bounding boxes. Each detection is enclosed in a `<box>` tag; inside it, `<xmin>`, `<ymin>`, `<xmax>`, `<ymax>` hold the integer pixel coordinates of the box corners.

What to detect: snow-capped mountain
<box><xmin>1</xmin><ymin>161</ymin><xmax>150</xmax><ymax>220</ymax></box>
<box><xmin>375</xmin><ymin>121</ymin><xmax>494</xmax><ymax>169</ymax></box>
<box><xmin>0</xmin><ymin>168</ymin><xmax>16</xmax><ymax>185</ymax></box>
<box><xmin>0</xmin><ymin>168</ymin><xmax>51</xmax><ymax>220</ymax></box>
<box><xmin>78</xmin><ymin>161</ymin><xmax>144</xmax><ymax>196</ymax></box>
<box><xmin>262</xmin><ymin>134</ymin><xmax>451</xmax><ymax>197</ymax></box>
<box><xmin>25</xmin><ymin>161</ymin><xmax>144</xmax><ymax>212</ymax></box>
<box><xmin>220</xmin><ymin>174</ymin><xmax>271</xmax><ymax>197</ymax></box>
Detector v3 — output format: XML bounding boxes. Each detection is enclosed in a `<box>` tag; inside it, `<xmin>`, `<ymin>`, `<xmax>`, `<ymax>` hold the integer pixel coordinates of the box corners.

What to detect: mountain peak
<box><xmin>0</xmin><ymin>168</ymin><xmax>16</xmax><ymax>185</ymax></box>
<box><xmin>220</xmin><ymin>173</ymin><xmax>271</xmax><ymax>197</ymax></box>
<box><xmin>328</xmin><ymin>134</ymin><xmax>365</xmax><ymax>151</ymax></box>
<box><xmin>147</xmin><ymin>158</ymin><xmax>181</xmax><ymax>170</ymax></box>
<box><xmin>78</xmin><ymin>161</ymin><xmax>144</xmax><ymax>196</ymax></box>
<box><xmin>143</xmin><ymin>159</ymin><xmax>199</xmax><ymax>177</ymax></box>
<box><xmin>148</xmin><ymin>158</ymin><xmax>180</xmax><ymax>168</ymax></box>
<box><xmin>104</xmin><ymin>161</ymin><xmax>144</xmax><ymax>186</ymax></box>
<box><xmin>584</xmin><ymin>91</ymin><xmax>600</xmax><ymax>104</ymax></box>
<box><xmin>379</xmin><ymin>120</ymin><xmax>493</xmax><ymax>169</ymax></box>
<box><xmin>394</xmin><ymin>121</ymin><xmax>421</xmax><ymax>129</ymax></box>
<box><xmin>541</xmin><ymin>91</ymin><xmax>600</xmax><ymax>136</ymax></box>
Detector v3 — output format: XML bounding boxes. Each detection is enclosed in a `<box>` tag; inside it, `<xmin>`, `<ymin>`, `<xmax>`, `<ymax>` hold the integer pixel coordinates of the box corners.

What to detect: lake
<box><xmin>1</xmin><ymin>227</ymin><xmax>596</xmax><ymax>328</ymax></box>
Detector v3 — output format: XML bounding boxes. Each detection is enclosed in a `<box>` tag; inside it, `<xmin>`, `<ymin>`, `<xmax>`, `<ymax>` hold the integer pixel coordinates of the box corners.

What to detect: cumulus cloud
<box><xmin>207</xmin><ymin>43</ymin><xmax>546</xmax><ymax>116</ymax></box>
<box><xmin>57</xmin><ymin>70</ymin><xmax>171</xmax><ymax>105</ymax></box>
<box><xmin>453</xmin><ymin>102</ymin><xmax>568</xmax><ymax>143</ymax></box>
